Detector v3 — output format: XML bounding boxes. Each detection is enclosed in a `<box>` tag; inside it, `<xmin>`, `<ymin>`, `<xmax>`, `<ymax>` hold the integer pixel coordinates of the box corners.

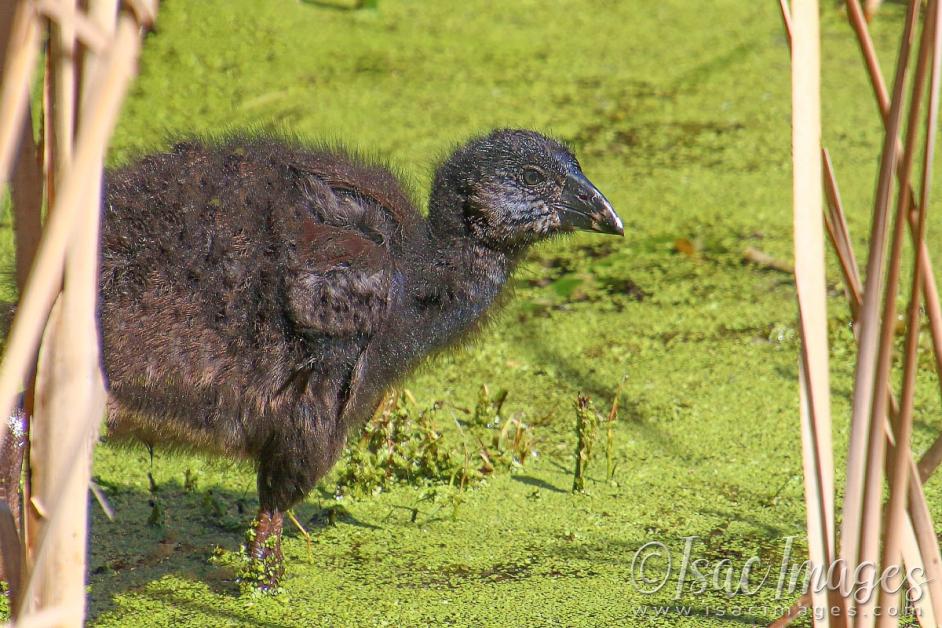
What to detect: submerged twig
<box><xmin>742</xmin><ymin>247</ymin><xmax>793</xmax><ymax>274</ymax></box>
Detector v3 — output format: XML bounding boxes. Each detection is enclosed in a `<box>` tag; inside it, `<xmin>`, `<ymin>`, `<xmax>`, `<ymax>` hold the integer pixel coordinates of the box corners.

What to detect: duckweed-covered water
<box><xmin>2</xmin><ymin>1</ymin><xmax>941</xmax><ymax>625</ymax></box>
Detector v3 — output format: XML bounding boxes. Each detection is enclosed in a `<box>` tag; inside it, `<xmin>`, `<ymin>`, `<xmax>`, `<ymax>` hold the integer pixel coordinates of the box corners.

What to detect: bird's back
<box><xmin>100</xmin><ymin>137</ymin><xmax>424</xmax><ymax>456</ymax></box>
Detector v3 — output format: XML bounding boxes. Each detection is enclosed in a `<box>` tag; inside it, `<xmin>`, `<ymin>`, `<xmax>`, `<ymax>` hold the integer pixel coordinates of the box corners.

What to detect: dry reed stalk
<box><xmin>905</xmin><ymin>469</ymin><xmax>942</xmax><ymax>620</ymax></box>
<box><xmin>82</xmin><ymin>1</ymin><xmax>119</xmax><ymax>77</ymax></box>
<box><xmin>779</xmin><ymin>0</ymin><xmax>793</xmax><ymax>45</ymax></box>
<box><xmin>26</xmin><ymin>0</ymin><xmax>78</xmax><ymax>598</ymax></box>
<box><xmin>0</xmin><ymin>1</ymin><xmax>39</xmax><ymax>196</ymax></box>
<box><xmin>857</xmin><ymin>12</ymin><xmax>934</xmax><ymax>625</ymax></box>
<box><xmin>864</xmin><ymin>0</ymin><xmax>884</xmax><ymax>22</ymax></box>
<box><xmin>769</xmin><ymin>593</ymin><xmax>811</xmax><ymax>628</ymax></box>
<box><xmin>833</xmin><ymin>4</ymin><xmax>942</xmax><ymax>624</ymax></box>
<box><xmin>821</xmin><ymin>143</ymin><xmax>942</xmax><ymax>624</ymax></box>
<box><xmin>846</xmin><ymin>0</ymin><xmax>891</xmax><ymax>120</ymax></box>
<box><xmin>876</xmin><ymin>3</ymin><xmax>942</xmax><ymax>622</ymax></box>
<box><xmin>911</xmin><ymin>263</ymin><xmax>942</xmax><ymax>475</ymax></box>
<box><xmin>31</xmin><ymin>0</ymin><xmax>118</xmax><ymax>602</ymax></box>
<box><xmin>779</xmin><ymin>1</ymin><xmax>942</xmax><ymax>624</ymax></box>
<box><xmin>900</xmin><ymin>514</ymin><xmax>937</xmax><ymax>628</ymax></box>
<box><xmin>0</xmin><ymin>0</ymin><xmax>41</xmax><ymax>485</ymax></box>
<box><xmin>4</xmin><ymin>94</ymin><xmax>43</xmax><ymax>296</ymax></box>
<box><xmin>0</xmin><ymin>3</ymin><xmax>42</xmax><ymax>577</ymax></box>
<box><xmin>35</xmin><ymin>0</ymin><xmax>108</xmax><ymax>52</ymax></box>
<box><xmin>0</xmin><ymin>1</ymin><xmax>155</xmax><ymax>623</ymax></box>
<box><xmin>2</xmin><ymin>600</ymin><xmax>84</xmax><ymax>628</ymax></box>
<box><xmin>0</xmin><ymin>7</ymin><xmax>42</xmax><ymax>519</ymax></box>
<box><xmin>822</xmin><ymin>150</ymin><xmax>862</xmax><ymax>319</ymax></box>
<box><xmin>912</xmin><ymin>264</ymin><xmax>942</xmax><ymax>479</ymax></box>
<box><xmin>0</xmin><ymin>5</ymin><xmax>144</xmax><ymax>438</ymax></box>
<box><xmin>21</xmin><ymin>0</ymin><xmax>111</xmax><ymax>619</ymax></box>
<box><xmin>791</xmin><ymin>0</ymin><xmax>841</xmax><ymax>622</ymax></box>
<box><xmin>918</xmin><ymin>437</ymin><xmax>942</xmax><ymax>480</ymax></box>
<box><xmin>820</xmin><ymin>155</ymin><xmax>861</xmax><ymax>321</ymax></box>
<box><xmin>797</xmin><ymin>358</ymin><xmax>839</xmax><ymax>626</ymax></box>
<box><xmin>10</xmin><ymin>110</ymin><xmax>43</xmax><ymax>296</ymax></box>
<box><xmin>822</xmin><ymin>148</ymin><xmax>942</xmax><ymax>625</ymax></box>
<box><xmin>27</xmin><ymin>302</ymin><xmax>103</xmax><ymax>620</ymax></box>
<box><xmin>824</xmin><ymin>169</ymin><xmax>858</xmax><ymax>287</ymax></box>
<box><xmin>778</xmin><ymin>1</ymin><xmax>942</xmax><ymax>623</ymax></box>
<box><xmin>43</xmin><ymin>0</ymin><xmax>76</xmax><ymax>213</ymax></box>
<box><xmin>771</xmin><ymin>24</ymin><xmax>861</xmax><ymax>626</ymax></box>
<box><xmin>78</xmin><ymin>0</ymin><xmax>120</xmax><ymax>245</ymax></box>
<box><xmin>838</xmin><ymin>7</ymin><xmax>919</xmax><ymax>620</ymax></box>
<box><xmin>846</xmin><ymin>0</ymin><xmax>942</xmax><ymax>424</ymax></box>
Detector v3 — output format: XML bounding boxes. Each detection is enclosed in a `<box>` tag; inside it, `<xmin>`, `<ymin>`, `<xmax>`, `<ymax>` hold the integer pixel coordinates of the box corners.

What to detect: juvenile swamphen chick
<box><xmin>99</xmin><ymin>129</ymin><xmax>623</xmax><ymax>588</ymax></box>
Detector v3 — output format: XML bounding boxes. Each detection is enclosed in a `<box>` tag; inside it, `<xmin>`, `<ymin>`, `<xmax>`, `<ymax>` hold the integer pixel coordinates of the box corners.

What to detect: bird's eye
<box><xmin>522</xmin><ymin>167</ymin><xmax>545</xmax><ymax>186</ymax></box>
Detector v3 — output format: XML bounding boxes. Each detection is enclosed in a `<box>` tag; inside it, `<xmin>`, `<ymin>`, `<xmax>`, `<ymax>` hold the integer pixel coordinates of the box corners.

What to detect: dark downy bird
<box><xmin>99</xmin><ymin>129</ymin><xmax>623</xmax><ymax>588</ymax></box>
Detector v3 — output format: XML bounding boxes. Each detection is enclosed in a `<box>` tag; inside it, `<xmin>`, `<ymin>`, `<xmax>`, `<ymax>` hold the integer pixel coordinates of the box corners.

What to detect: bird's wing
<box><xmin>285</xmin><ymin>220</ymin><xmax>393</xmax><ymax>339</ymax></box>
<box><xmin>288</xmin><ymin>153</ymin><xmax>423</xmax><ymax>252</ymax></box>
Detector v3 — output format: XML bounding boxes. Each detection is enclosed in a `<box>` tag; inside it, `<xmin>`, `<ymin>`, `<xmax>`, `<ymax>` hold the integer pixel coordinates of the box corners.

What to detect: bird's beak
<box><xmin>557</xmin><ymin>171</ymin><xmax>624</xmax><ymax>236</ymax></box>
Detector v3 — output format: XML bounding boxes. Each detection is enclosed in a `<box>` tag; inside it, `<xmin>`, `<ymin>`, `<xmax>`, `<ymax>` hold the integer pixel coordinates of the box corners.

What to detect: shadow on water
<box><xmin>85</xmin><ymin>478</ymin><xmax>373</xmax><ymax>622</ymax></box>
<box><xmin>506</xmin><ymin>315</ymin><xmax>706</xmax><ymax>465</ymax></box>
<box><xmin>298</xmin><ymin>0</ymin><xmax>369</xmax><ymax>11</ymax></box>
<box><xmin>512</xmin><ymin>474</ymin><xmax>567</xmax><ymax>494</ymax></box>
<box><xmin>138</xmin><ymin>591</ymin><xmax>293</xmax><ymax>628</ymax></box>
<box><xmin>510</xmin><ymin>309</ymin><xmax>622</xmax><ymax>402</ymax></box>
<box><xmin>302</xmin><ymin>501</ymin><xmax>382</xmax><ymax>530</ymax></box>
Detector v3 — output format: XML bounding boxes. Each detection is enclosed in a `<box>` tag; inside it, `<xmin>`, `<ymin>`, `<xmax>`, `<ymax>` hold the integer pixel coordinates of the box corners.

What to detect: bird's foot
<box><xmin>242</xmin><ymin>509</ymin><xmax>285</xmax><ymax>592</ymax></box>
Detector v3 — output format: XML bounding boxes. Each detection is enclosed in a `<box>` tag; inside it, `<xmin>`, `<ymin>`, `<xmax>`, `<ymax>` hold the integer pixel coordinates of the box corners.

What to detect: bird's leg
<box><xmin>245</xmin><ymin>507</ymin><xmax>285</xmax><ymax>591</ymax></box>
<box><xmin>246</xmin><ymin>423</ymin><xmax>330</xmax><ymax>591</ymax></box>
<box><xmin>0</xmin><ymin>404</ymin><xmax>27</xmax><ymax>588</ymax></box>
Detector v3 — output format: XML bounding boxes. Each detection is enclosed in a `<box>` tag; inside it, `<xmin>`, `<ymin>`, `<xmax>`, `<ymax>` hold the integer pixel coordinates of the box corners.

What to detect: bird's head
<box><xmin>428</xmin><ymin>129</ymin><xmax>623</xmax><ymax>252</ymax></box>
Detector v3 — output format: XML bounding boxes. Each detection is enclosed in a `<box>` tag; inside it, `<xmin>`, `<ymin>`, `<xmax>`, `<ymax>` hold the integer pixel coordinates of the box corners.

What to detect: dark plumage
<box><xmin>99</xmin><ymin>129</ymin><xmax>622</xmax><ymax>587</ymax></box>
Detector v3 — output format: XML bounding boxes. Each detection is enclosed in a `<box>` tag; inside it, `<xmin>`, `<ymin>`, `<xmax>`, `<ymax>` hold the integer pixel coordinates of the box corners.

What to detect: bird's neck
<box><xmin>400</xmin><ymin>232</ymin><xmax>522</xmax><ymax>362</ymax></box>
<box><xmin>344</xmin><ymin>234</ymin><xmax>520</xmax><ymax>434</ymax></box>
<box><xmin>426</xmin><ymin>175</ymin><xmax>526</xmax><ymax>287</ymax></box>
<box><xmin>414</xmin><ymin>232</ymin><xmax>518</xmax><ymax>319</ymax></box>
<box><xmin>441</xmin><ymin>236</ymin><xmax>518</xmax><ymax>303</ymax></box>
<box><xmin>420</xmin><ymin>178</ymin><xmax>529</xmax><ymax>348</ymax></box>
